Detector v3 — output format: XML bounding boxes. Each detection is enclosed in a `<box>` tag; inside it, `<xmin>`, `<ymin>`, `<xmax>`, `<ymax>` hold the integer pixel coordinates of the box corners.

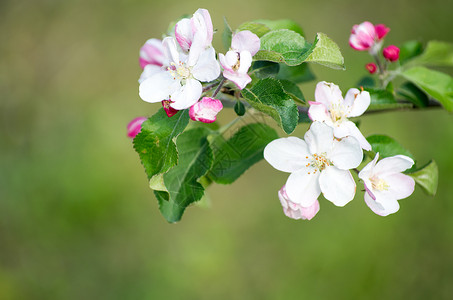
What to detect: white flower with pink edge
<box><xmin>219</xmin><ymin>30</ymin><xmax>260</xmax><ymax>90</ymax></box>
<box><xmin>264</xmin><ymin>122</ymin><xmax>363</xmax><ymax>208</ymax></box>
<box><xmin>349</xmin><ymin>21</ymin><xmax>390</xmax><ymax>54</ymax></box>
<box><xmin>278</xmin><ymin>185</ymin><xmax>320</xmax><ymax>220</ymax></box>
<box><xmin>359</xmin><ymin>153</ymin><xmax>415</xmax><ymax>216</ymax></box>
<box><xmin>189</xmin><ymin>97</ymin><xmax>223</xmax><ymax>123</ymax></box>
<box><xmin>308</xmin><ymin>81</ymin><xmax>372</xmax><ymax>151</ymax></box>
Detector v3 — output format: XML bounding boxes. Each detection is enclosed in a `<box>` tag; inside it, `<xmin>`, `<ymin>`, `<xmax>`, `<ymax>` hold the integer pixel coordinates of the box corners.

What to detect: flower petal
<box><xmin>314</xmin><ymin>81</ymin><xmax>343</xmax><ymax>107</ymax></box>
<box><xmin>193</xmin><ymin>8</ymin><xmax>213</xmax><ymax>47</ymax></box>
<box><xmin>139</xmin><ymin>38</ymin><xmax>165</xmax><ymax>68</ymax></box>
<box><xmin>286</xmin><ymin>169</ymin><xmax>321</xmax><ymax>207</ymax></box>
<box><xmin>308</xmin><ymin>102</ymin><xmax>331</xmax><ymax>123</ymax></box>
<box><xmin>170</xmin><ymin>78</ymin><xmax>202</xmax><ymax>110</ymax></box>
<box><xmin>162</xmin><ymin>37</ymin><xmax>180</xmax><ymax>64</ymax></box>
<box><xmin>333</xmin><ymin>120</ymin><xmax>371</xmax><ymax>151</ymax></box>
<box><xmin>264</xmin><ymin>137</ymin><xmax>311</xmax><ymax>173</ymax></box>
<box><xmin>329</xmin><ymin>135</ymin><xmax>363</xmax><ymax>169</ymax></box>
<box><xmin>238</xmin><ymin>51</ymin><xmax>252</xmax><ymax>74</ymax></box>
<box><xmin>373</xmin><ymin>155</ymin><xmax>414</xmax><ymax>176</ymax></box>
<box><xmin>278</xmin><ymin>186</ymin><xmax>320</xmax><ymax>220</ymax></box>
<box><xmin>304</xmin><ymin>122</ymin><xmax>334</xmax><ymax>155</ymax></box>
<box><xmin>380</xmin><ymin>173</ymin><xmax>415</xmax><ymax>201</ymax></box>
<box><xmin>189</xmin><ymin>97</ymin><xmax>223</xmax><ymax>123</ymax></box>
<box><xmin>358</xmin><ymin>153</ymin><xmax>380</xmax><ymax>188</ymax></box>
<box><xmin>175</xmin><ymin>18</ymin><xmax>193</xmax><ymax>51</ymax></box>
<box><xmin>139</xmin><ymin>71</ymin><xmax>180</xmax><ymax>103</ymax></box>
<box><xmin>223</xmin><ymin>70</ymin><xmax>251</xmax><ymax>90</ymax></box>
<box><xmin>319</xmin><ymin>166</ymin><xmax>356</xmax><ymax>207</ymax></box>
<box><xmin>218</xmin><ymin>53</ymin><xmax>233</xmax><ymax>72</ymax></box>
<box><xmin>231</xmin><ymin>30</ymin><xmax>261</xmax><ymax>56</ymax></box>
<box><xmin>347</xmin><ymin>90</ymin><xmax>371</xmax><ymax>117</ymax></box>
<box><xmin>138</xmin><ymin>64</ymin><xmax>163</xmax><ymax>84</ymax></box>
<box><xmin>192</xmin><ymin>47</ymin><xmax>220</xmax><ymax>82</ymax></box>
<box><xmin>364</xmin><ymin>190</ymin><xmax>399</xmax><ymax>216</ymax></box>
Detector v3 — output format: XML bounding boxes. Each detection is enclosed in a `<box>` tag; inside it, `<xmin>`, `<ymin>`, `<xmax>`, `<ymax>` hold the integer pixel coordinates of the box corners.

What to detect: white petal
<box><xmin>314</xmin><ymin>81</ymin><xmax>343</xmax><ymax>107</ymax></box>
<box><xmin>373</xmin><ymin>155</ymin><xmax>414</xmax><ymax>176</ymax></box>
<box><xmin>192</xmin><ymin>8</ymin><xmax>213</xmax><ymax>47</ymax></box>
<box><xmin>380</xmin><ymin>173</ymin><xmax>415</xmax><ymax>200</ymax></box>
<box><xmin>218</xmin><ymin>53</ymin><xmax>233</xmax><ymax>72</ymax></box>
<box><xmin>308</xmin><ymin>102</ymin><xmax>331</xmax><ymax>123</ymax></box>
<box><xmin>139</xmin><ymin>71</ymin><xmax>180</xmax><ymax>103</ymax></box>
<box><xmin>238</xmin><ymin>51</ymin><xmax>252</xmax><ymax>74</ymax></box>
<box><xmin>319</xmin><ymin>166</ymin><xmax>356</xmax><ymax>207</ymax></box>
<box><xmin>348</xmin><ymin>90</ymin><xmax>371</xmax><ymax>117</ymax></box>
<box><xmin>364</xmin><ymin>191</ymin><xmax>399</xmax><ymax>216</ymax></box>
<box><xmin>304</xmin><ymin>122</ymin><xmax>334</xmax><ymax>155</ymax></box>
<box><xmin>224</xmin><ymin>51</ymin><xmax>239</xmax><ymax>66</ymax></box>
<box><xmin>223</xmin><ymin>70</ymin><xmax>251</xmax><ymax>90</ymax></box>
<box><xmin>231</xmin><ymin>30</ymin><xmax>261</xmax><ymax>56</ymax></box>
<box><xmin>192</xmin><ymin>47</ymin><xmax>220</xmax><ymax>82</ymax></box>
<box><xmin>343</xmin><ymin>88</ymin><xmax>360</xmax><ymax>107</ymax></box>
<box><xmin>286</xmin><ymin>169</ymin><xmax>321</xmax><ymax>207</ymax></box>
<box><xmin>175</xmin><ymin>18</ymin><xmax>193</xmax><ymax>51</ymax></box>
<box><xmin>264</xmin><ymin>137</ymin><xmax>311</xmax><ymax>173</ymax></box>
<box><xmin>329</xmin><ymin>135</ymin><xmax>363</xmax><ymax>170</ymax></box>
<box><xmin>138</xmin><ymin>65</ymin><xmax>163</xmax><ymax>84</ymax></box>
<box><xmin>333</xmin><ymin>120</ymin><xmax>371</xmax><ymax>151</ymax></box>
<box><xmin>170</xmin><ymin>78</ymin><xmax>202</xmax><ymax>110</ymax></box>
<box><xmin>162</xmin><ymin>37</ymin><xmax>179</xmax><ymax>64</ymax></box>
<box><xmin>358</xmin><ymin>153</ymin><xmax>379</xmax><ymax>182</ymax></box>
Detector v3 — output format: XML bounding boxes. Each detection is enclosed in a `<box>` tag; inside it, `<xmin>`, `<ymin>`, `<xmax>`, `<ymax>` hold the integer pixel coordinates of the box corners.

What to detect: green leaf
<box><xmin>253</xmin><ymin>29</ymin><xmax>311</xmax><ymax>66</ymax></box>
<box><xmin>279</xmin><ymin>79</ymin><xmax>305</xmax><ymax>104</ymax></box>
<box><xmin>133</xmin><ymin>109</ymin><xmax>189</xmax><ymax>180</ymax></box>
<box><xmin>252</xmin><ymin>19</ymin><xmax>305</xmax><ymax>36</ymax></box>
<box><xmin>157</xmin><ymin>127</ymin><xmax>213</xmax><ymax>223</ymax></box>
<box><xmin>234</xmin><ymin>100</ymin><xmax>246</xmax><ymax>116</ymax></box>
<box><xmin>401</xmin><ymin>66</ymin><xmax>453</xmax><ymax>111</ymax></box>
<box><xmin>222</xmin><ymin>17</ymin><xmax>233</xmax><ymax>51</ymax></box>
<box><xmin>410</xmin><ymin>41</ymin><xmax>453</xmax><ymax>67</ymax></box>
<box><xmin>304</xmin><ymin>33</ymin><xmax>345</xmax><ymax>70</ymax></box>
<box><xmin>365</xmin><ymin>88</ymin><xmax>413</xmax><ymax>111</ymax></box>
<box><xmin>356</xmin><ymin>76</ymin><xmax>376</xmax><ymax>89</ymax></box>
<box><xmin>208</xmin><ymin>123</ymin><xmax>279</xmax><ymax>184</ymax></box>
<box><xmin>276</xmin><ymin>63</ymin><xmax>315</xmax><ymax>83</ymax></box>
<box><xmin>397</xmin><ymin>82</ymin><xmax>429</xmax><ymax>107</ymax></box>
<box><xmin>237</xmin><ymin>22</ymin><xmax>271</xmax><ymax>37</ymax></box>
<box><xmin>398</xmin><ymin>40</ymin><xmax>424</xmax><ymax>65</ymax></box>
<box><xmin>242</xmin><ymin>78</ymin><xmax>299</xmax><ymax>134</ymax></box>
<box><xmin>366</xmin><ymin>135</ymin><xmax>414</xmax><ymax>159</ymax></box>
<box><xmin>407</xmin><ymin>160</ymin><xmax>438</xmax><ymax>196</ymax></box>
<box><xmin>250</xmin><ymin>61</ymin><xmax>280</xmax><ymax>79</ymax></box>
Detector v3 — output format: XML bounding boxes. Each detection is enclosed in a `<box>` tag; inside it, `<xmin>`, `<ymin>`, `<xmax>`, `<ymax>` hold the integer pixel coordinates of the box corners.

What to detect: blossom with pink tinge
<box><xmin>365</xmin><ymin>63</ymin><xmax>377</xmax><ymax>74</ymax></box>
<box><xmin>175</xmin><ymin>9</ymin><xmax>214</xmax><ymax>57</ymax></box>
<box><xmin>138</xmin><ymin>39</ymin><xmax>166</xmax><ymax>84</ymax></box>
<box><xmin>219</xmin><ymin>30</ymin><xmax>260</xmax><ymax>89</ymax></box>
<box><xmin>189</xmin><ymin>97</ymin><xmax>223</xmax><ymax>123</ymax></box>
<box><xmin>349</xmin><ymin>22</ymin><xmax>389</xmax><ymax>53</ymax></box>
<box><xmin>359</xmin><ymin>153</ymin><xmax>415</xmax><ymax>216</ymax></box>
<box><xmin>127</xmin><ymin>117</ymin><xmax>147</xmax><ymax>138</ymax></box>
<box><xmin>308</xmin><ymin>81</ymin><xmax>372</xmax><ymax>151</ymax></box>
<box><xmin>264</xmin><ymin>122</ymin><xmax>363</xmax><ymax>208</ymax></box>
<box><xmin>383</xmin><ymin>45</ymin><xmax>400</xmax><ymax>62</ymax></box>
<box><xmin>278</xmin><ymin>185</ymin><xmax>320</xmax><ymax>220</ymax></box>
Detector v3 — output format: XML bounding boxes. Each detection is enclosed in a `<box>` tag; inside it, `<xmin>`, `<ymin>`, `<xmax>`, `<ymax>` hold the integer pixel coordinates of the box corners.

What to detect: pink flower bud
<box><xmin>365</xmin><ymin>63</ymin><xmax>377</xmax><ymax>74</ymax></box>
<box><xmin>127</xmin><ymin>117</ymin><xmax>147</xmax><ymax>138</ymax></box>
<box><xmin>383</xmin><ymin>45</ymin><xmax>400</xmax><ymax>62</ymax></box>
<box><xmin>139</xmin><ymin>39</ymin><xmax>165</xmax><ymax>69</ymax></box>
<box><xmin>374</xmin><ymin>24</ymin><xmax>390</xmax><ymax>40</ymax></box>
<box><xmin>278</xmin><ymin>185</ymin><xmax>320</xmax><ymax>220</ymax></box>
<box><xmin>162</xmin><ymin>100</ymin><xmax>178</xmax><ymax>118</ymax></box>
<box><xmin>189</xmin><ymin>97</ymin><xmax>223</xmax><ymax>123</ymax></box>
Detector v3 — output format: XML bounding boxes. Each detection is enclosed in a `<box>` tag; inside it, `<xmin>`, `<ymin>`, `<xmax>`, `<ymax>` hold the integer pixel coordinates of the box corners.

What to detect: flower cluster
<box><xmin>264</xmin><ymin>81</ymin><xmax>415</xmax><ymax>220</ymax></box>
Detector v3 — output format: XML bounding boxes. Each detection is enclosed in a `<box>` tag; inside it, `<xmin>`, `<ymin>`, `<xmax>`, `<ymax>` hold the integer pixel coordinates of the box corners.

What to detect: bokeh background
<box><xmin>1</xmin><ymin>0</ymin><xmax>453</xmax><ymax>299</ymax></box>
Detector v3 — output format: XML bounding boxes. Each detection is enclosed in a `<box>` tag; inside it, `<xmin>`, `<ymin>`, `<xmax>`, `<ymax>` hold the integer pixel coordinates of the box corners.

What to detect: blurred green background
<box><xmin>1</xmin><ymin>0</ymin><xmax>453</xmax><ymax>299</ymax></box>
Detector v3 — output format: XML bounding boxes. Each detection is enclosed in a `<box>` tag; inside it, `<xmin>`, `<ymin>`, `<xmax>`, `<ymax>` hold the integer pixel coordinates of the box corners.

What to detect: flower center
<box><xmin>305</xmin><ymin>153</ymin><xmax>330</xmax><ymax>174</ymax></box>
<box><xmin>232</xmin><ymin>52</ymin><xmax>241</xmax><ymax>71</ymax></box>
<box><xmin>329</xmin><ymin>103</ymin><xmax>349</xmax><ymax>123</ymax></box>
<box><xmin>370</xmin><ymin>175</ymin><xmax>389</xmax><ymax>191</ymax></box>
<box><xmin>168</xmin><ymin>62</ymin><xmax>191</xmax><ymax>80</ymax></box>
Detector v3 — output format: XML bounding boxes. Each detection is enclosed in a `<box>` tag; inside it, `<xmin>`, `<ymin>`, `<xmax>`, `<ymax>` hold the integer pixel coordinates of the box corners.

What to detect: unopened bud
<box><xmin>127</xmin><ymin>117</ymin><xmax>147</xmax><ymax>138</ymax></box>
<box><xmin>383</xmin><ymin>45</ymin><xmax>400</xmax><ymax>62</ymax></box>
<box><xmin>365</xmin><ymin>63</ymin><xmax>377</xmax><ymax>74</ymax></box>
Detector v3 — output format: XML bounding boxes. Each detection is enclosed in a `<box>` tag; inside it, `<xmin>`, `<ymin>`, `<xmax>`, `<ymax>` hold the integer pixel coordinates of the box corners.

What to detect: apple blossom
<box><xmin>365</xmin><ymin>62</ymin><xmax>377</xmax><ymax>74</ymax></box>
<box><xmin>189</xmin><ymin>97</ymin><xmax>223</xmax><ymax>123</ymax></box>
<box><xmin>359</xmin><ymin>153</ymin><xmax>415</xmax><ymax>216</ymax></box>
<box><xmin>349</xmin><ymin>21</ymin><xmax>389</xmax><ymax>53</ymax></box>
<box><xmin>278</xmin><ymin>185</ymin><xmax>320</xmax><ymax>220</ymax></box>
<box><xmin>219</xmin><ymin>30</ymin><xmax>260</xmax><ymax>89</ymax></box>
<box><xmin>383</xmin><ymin>45</ymin><xmax>400</xmax><ymax>62</ymax></box>
<box><xmin>264</xmin><ymin>122</ymin><xmax>363</xmax><ymax>208</ymax></box>
<box><xmin>127</xmin><ymin>116</ymin><xmax>147</xmax><ymax>138</ymax></box>
<box><xmin>308</xmin><ymin>81</ymin><xmax>372</xmax><ymax>151</ymax></box>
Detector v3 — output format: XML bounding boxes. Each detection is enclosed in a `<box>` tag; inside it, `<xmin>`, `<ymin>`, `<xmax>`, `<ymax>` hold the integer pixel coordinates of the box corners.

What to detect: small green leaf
<box><xmin>208</xmin><ymin>123</ymin><xmax>279</xmax><ymax>184</ymax></box>
<box><xmin>399</xmin><ymin>40</ymin><xmax>424</xmax><ymax>64</ymax></box>
<box><xmin>279</xmin><ymin>79</ymin><xmax>305</xmax><ymax>104</ymax></box>
<box><xmin>304</xmin><ymin>33</ymin><xmax>345</xmax><ymax>70</ymax></box>
<box><xmin>250</xmin><ymin>61</ymin><xmax>280</xmax><ymax>79</ymax></box>
<box><xmin>407</xmin><ymin>160</ymin><xmax>438</xmax><ymax>196</ymax></box>
<box><xmin>397</xmin><ymin>82</ymin><xmax>429</xmax><ymax>107</ymax></box>
<box><xmin>234</xmin><ymin>100</ymin><xmax>246</xmax><ymax>116</ymax></box>
<box><xmin>237</xmin><ymin>22</ymin><xmax>271</xmax><ymax>37</ymax></box>
<box><xmin>242</xmin><ymin>78</ymin><xmax>299</xmax><ymax>134</ymax></box>
<box><xmin>222</xmin><ymin>17</ymin><xmax>233</xmax><ymax>51</ymax></box>
<box><xmin>357</xmin><ymin>76</ymin><xmax>376</xmax><ymax>89</ymax></box>
<box><xmin>133</xmin><ymin>109</ymin><xmax>189</xmax><ymax>180</ymax></box>
<box><xmin>276</xmin><ymin>63</ymin><xmax>315</xmax><ymax>83</ymax></box>
<box><xmin>410</xmin><ymin>41</ymin><xmax>453</xmax><ymax>67</ymax></box>
<box><xmin>366</xmin><ymin>135</ymin><xmax>414</xmax><ymax>159</ymax></box>
<box><xmin>157</xmin><ymin>127</ymin><xmax>213</xmax><ymax>223</ymax></box>
<box><xmin>401</xmin><ymin>66</ymin><xmax>453</xmax><ymax>111</ymax></box>
<box><xmin>252</xmin><ymin>19</ymin><xmax>305</xmax><ymax>36</ymax></box>
<box><xmin>365</xmin><ymin>88</ymin><xmax>413</xmax><ymax>111</ymax></box>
